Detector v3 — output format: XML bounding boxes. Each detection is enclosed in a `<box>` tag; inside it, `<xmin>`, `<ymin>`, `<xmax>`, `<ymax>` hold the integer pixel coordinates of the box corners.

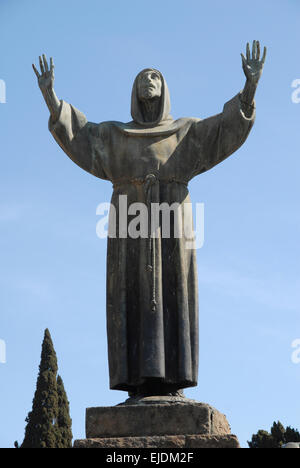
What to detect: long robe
<box><xmin>49</xmin><ymin>70</ymin><xmax>255</xmax><ymax>393</ymax></box>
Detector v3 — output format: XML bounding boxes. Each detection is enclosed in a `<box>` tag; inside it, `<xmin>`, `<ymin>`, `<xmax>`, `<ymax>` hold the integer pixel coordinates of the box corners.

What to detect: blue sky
<box><xmin>1</xmin><ymin>0</ymin><xmax>300</xmax><ymax>448</ymax></box>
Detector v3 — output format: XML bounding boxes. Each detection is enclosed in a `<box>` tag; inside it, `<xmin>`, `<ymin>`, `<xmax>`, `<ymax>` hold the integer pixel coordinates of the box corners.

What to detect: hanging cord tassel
<box><xmin>144</xmin><ymin>174</ymin><xmax>158</xmax><ymax>312</ymax></box>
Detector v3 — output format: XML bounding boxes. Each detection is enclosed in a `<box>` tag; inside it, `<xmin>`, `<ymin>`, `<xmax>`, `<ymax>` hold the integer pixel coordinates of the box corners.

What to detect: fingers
<box><xmin>246</xmin><ymin>41</ymin><xmax>266</xmax><ymax>62</ymax></box>
<box><xmin>255</xmin><ymin>41</ymin><xmax>267</xmax><ymax>64</ymax></box>
<box><xmin>252</xmin><ymin>40</ymin><xmax>256</xmax><ymax>59</ymax></box>
<box><xmin>252</xmin><ymin>40</ymin><xmax>261</xmax><ymax>60</ymax></box>
<box><xmin>241</xmin><ymin>53</ymin><xmax>247</xmax><ymax>66</ymax></box>
<box><xmin>262</xmin><ymin>46</ymin><xmax>267</xmax><ymax>64</ymax></box>
<box><xmin>256</xmin><ymin>41</ymin><xmax>260</xmax><ymax>60</ymax></box>
<box><xmin>39</xmin><ymin>56</ymin><xmax>45</xmax><ymax>74</ymax></box>
<box><xmin>246</xmin><ymin>42</ymin><xmax>250</xmax><ymax>61</ymax></box>
<box><xmin>42</xmin><ymin>54</ymin><xmax>49</xmax><ymax>72</ymax></box>
<box><xmin>32</xmin><ymin>63</ymin><xmax>40</xmax><ymax>78</ymax></box>
<box><xmin>33</xmin><ymin>54</ymin><xmax>55</xmax><ymax>78</ymax></box>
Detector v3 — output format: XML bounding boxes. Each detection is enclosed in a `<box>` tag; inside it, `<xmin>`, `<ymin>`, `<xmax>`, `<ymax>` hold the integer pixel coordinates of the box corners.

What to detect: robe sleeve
<box><xmin>188</xmin><ymin>93</ymin><xmax>256</xmax><ymax>179</ymax></box>
<box><xmin>49</xmin><ymin>100</ymin><xmax>110</xmax><ymax>181</ymax></box>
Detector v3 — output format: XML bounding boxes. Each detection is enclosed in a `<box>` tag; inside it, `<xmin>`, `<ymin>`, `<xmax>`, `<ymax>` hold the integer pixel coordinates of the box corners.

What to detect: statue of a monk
<box><xmin>33</xmin><ymin>41</ymin><xmax>266</xmax><ymax>398</ymax></box>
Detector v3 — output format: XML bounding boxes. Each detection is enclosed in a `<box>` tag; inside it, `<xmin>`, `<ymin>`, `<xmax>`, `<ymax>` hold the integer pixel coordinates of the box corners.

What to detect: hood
<box><xmin>130</xmin><ymin>68</ymin><xmax>173</xmax><ymax>127</ymax></box>
<box><xmin>109</xmin><ymin>69</ymin><xmax>199</xmax><ymax>137</ymax></box>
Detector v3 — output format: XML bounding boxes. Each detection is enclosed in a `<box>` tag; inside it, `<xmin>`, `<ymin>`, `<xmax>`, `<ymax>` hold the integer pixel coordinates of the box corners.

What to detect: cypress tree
<box><xmin>270</xmin><ymin>421</ymin><xmax>286</xmax><ymax>447</ymax></box>
<box><xmin>21</xmin><ymin>329</ymin><xmax>60</xmax><ymax>448</ymax></box>
<box><xmin>57</xmin><ymin>375</ymin><xmax>73</xmax><ymax>448</ymax></box>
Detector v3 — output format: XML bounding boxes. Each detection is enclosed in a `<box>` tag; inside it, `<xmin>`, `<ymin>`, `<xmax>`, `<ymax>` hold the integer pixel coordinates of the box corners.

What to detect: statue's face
<box><xmin>137</xmin><ymin>70</ymin><xmax>162</xmax><ymax>101</ymax></box>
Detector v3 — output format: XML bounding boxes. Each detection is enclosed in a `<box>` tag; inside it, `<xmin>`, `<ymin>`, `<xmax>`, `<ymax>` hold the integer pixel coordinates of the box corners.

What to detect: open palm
<box><xmin>32</xmin><ymin>55</ymin><xmax>55</xmax><ymax>91</ymax></box>
<box><xmin>241</xmin><ymin>41</ymin><xmax>266</xmax><ymax>84</ymax></box>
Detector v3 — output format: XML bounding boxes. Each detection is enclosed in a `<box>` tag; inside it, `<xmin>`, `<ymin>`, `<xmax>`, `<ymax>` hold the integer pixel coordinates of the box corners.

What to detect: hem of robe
<box><xmin>110</xmin><ymin>379</ymin><xmax>198</xmax><ymax>393</ymax></box>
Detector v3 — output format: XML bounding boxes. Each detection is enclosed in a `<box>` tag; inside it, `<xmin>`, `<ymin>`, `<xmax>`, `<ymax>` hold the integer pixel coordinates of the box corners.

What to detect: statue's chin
<box><xmin>140</xmin><ymin>90</ymin><xmax>159</xmax><ymax>101</ymax></box>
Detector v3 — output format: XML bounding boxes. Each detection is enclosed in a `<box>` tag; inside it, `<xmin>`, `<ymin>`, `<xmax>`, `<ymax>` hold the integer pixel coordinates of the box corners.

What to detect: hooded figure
<box><xmin>49</xmin><ymin>68</ymin><xmax>255</xmax><ymax>396</ymax></box>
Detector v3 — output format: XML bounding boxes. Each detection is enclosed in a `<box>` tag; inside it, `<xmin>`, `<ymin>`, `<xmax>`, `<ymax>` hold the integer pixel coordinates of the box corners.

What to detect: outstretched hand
<box><xmin>32</xmin><ymin>54</ymin><xmax>60</xmax><ymax>120</ymax></box>
<box><xmin>32</xmin><ymin>55</ymin><xmax>55</xmax><ymax>92</ymax></box>
<box><xmin>241</xmin><ymin>41</ymin><xmax>266</xmax><ymax>84</ymax></box>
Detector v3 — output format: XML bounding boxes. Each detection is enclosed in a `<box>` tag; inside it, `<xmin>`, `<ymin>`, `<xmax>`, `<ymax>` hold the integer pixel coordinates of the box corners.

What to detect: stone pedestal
<box><xmin>74</xmin><ymin>397</ymin><xmax>240</xmax><ymax>449</ymax></box>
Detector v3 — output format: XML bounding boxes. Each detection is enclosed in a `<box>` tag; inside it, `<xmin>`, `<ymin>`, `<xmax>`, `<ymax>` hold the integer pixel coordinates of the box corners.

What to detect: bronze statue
<box><xmin>33</xmin><ymin>41</ymin><xmax>266</xmax><ymax>398</ymax></box>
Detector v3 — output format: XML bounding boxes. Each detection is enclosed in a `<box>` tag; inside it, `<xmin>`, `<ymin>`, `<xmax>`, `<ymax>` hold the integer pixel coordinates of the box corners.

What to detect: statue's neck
<box><xmin>140</xmin><ymin>97</ymin><xmax>161</xmax><ymax>123</ymax></box>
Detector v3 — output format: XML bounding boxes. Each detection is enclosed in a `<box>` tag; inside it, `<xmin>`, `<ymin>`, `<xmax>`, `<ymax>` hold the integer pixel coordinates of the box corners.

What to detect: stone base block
<box><xmin>74</xmin><ymin>434</ymin><xmax>240</xmax><ymax>449</ymax></box>
<box><xmin>74</xmin><ymin>398</ymin><xmax>240</xmax><ymax>449</ymax></box>
<box><xmin>86</xmin><ymin>400</ymin><xmax>231</xmax><ymax>439</ymax></box>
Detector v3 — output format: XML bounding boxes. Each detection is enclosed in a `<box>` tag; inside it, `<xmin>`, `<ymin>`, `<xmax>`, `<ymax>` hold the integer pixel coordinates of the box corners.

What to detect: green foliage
<box><xmin>57</xmin><ymin>375</ymin><xmax>73</xmax><ymax>448</ymax></box>
<box><xmin>21</xmin><ymin>329</ymin><xmax>72</xmax><ymax>448</ymax></box>
<box><xmin>271</xmin><ymin>421</ymin><xmax>285</xmax><ymax>447</ymax></box>
<box><xmin>248</xmin><ymin>421</ymin><xmax>300</xmax><ymax>448</ymax></box>
<box><xmin>285</xmin><ymin>426</ymin><xmax>300</xmax><ymax>443</ymax></box>
<box><xmin>248</xmin><ymin>430</ymin><xmax>276</xmax><ymax>449</ymax></box>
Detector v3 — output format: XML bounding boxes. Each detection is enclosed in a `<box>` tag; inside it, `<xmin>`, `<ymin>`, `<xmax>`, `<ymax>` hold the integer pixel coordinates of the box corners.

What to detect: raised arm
<box><xmin>32</xmin><ymin>54</ymin><xmax>109</xmax><ymax>181</ymax></box>
<box><xmin>188</xmin><ymin>40</ymin><xmax>267</xmax><ymax>180</ymax></box>
<box><xmin>32</xmin><ymin>55</ymin><xmax>61</xmax><ymax>121</ymax></box>
<box><xmin>240</xmin><ymin>40</ymin><xmax>267</xmax><ymax>117</ymax></box>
